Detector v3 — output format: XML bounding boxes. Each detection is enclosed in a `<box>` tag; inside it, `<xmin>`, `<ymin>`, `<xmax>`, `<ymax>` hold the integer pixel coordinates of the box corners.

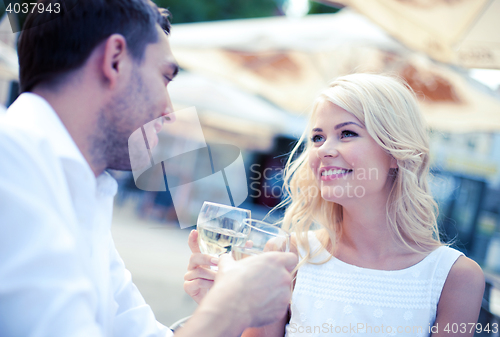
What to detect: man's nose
<box><xmin>163</xmin><ymin>90</ymin><xmax>176</xmax><ymax>124</ymax></box>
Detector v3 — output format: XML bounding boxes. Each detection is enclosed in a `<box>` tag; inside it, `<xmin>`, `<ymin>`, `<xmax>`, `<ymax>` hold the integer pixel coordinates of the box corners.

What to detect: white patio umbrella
<box><xmin>168</xmin><ymin>10</ymin><xmax>500</xmax><ymax>132</ymax></box>
<box><xmin>316</xmin><ymin>0</ymin><xmax>500</xmax><ymax>69</ymax></box>
<box><xmin>168</xmin><ymin>71</ymin><xmax>307</xmax><ymax>151</ymax></box>
<box><xmin>169</xmin><ymin>10</ymin><xmax>407</xmax><ymax>114</ymax></box>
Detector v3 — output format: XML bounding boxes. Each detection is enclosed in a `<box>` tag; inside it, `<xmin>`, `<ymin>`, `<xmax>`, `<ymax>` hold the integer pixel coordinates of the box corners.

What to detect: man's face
<box><xmin>101</xmin><ymin>26</ymin><xmax>178</xmax><ymax>171</ymax></box>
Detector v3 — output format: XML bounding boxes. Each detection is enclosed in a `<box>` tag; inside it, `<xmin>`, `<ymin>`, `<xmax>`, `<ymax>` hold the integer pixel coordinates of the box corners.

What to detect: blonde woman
<box><xmin>184</xmin><ymin>74</ymin><xmax>484</xmax><ymax>337</ymax></box>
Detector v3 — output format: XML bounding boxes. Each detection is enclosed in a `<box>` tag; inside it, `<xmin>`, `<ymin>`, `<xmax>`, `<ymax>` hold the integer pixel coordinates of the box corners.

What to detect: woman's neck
<box><xmin>327</xmin><ymin>197</ymin><xmax>428</xmax><ymax>270</ymax></box>
<box><xmin>339</xmin><ymin>201</ymin><xmax>398</xmax><ymax>257</ymax></box>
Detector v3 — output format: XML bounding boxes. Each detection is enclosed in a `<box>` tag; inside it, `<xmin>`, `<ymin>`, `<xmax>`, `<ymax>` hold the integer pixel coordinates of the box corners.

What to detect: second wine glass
<box><xmin>197</xmin><ymin>201</ymin><xmax>251</xmax><ymax>257</ymax></box>
<box><xmin>231</xmin><ymin>219</ymin><xmax>290</xmax><ymax>260</ymax></box>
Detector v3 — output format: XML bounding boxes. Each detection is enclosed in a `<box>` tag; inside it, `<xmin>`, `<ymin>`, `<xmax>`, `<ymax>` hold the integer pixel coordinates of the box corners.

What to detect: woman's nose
<box><xmin>317</xmin><ymin>140</ymin><xmax>339</xmax><ymax>159</ymax></box>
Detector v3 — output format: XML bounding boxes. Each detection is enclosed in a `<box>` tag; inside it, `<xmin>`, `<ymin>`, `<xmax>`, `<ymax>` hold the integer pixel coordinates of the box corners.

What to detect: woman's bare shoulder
<box><xmin>446</xmin><ymin>255</ymin><xmax>484</xmax><ymax>291</ymax></box>
<box><xmin>434</xmin><ymin>256</ymin><xmax>484</xmax><ymax>331</ymax></box>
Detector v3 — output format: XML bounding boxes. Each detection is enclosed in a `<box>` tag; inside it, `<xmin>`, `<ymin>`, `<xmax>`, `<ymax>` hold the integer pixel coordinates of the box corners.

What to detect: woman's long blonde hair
<box><xmin>278</xmin><ymin>73</ymin><xmax>443</xmax><ymax>265</ymax></box>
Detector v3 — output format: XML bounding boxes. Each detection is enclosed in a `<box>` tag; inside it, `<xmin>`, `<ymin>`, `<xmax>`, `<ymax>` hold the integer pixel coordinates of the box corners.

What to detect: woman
<box><xmin>184</xmin><ymin>74</ymin><xmax>484</xmax><ymax>337</ymax></box>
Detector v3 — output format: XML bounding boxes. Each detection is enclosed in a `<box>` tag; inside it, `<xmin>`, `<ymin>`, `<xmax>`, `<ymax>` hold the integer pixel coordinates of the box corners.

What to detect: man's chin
<box><xmin>107</xmin><ymin>161</ymin><xmax>133</xmax><ymax>172</ymax></box>
<box><xmin>106</xmin><ymin>150</ymin><xmax>135</xmax><ymax>172</ymax></box>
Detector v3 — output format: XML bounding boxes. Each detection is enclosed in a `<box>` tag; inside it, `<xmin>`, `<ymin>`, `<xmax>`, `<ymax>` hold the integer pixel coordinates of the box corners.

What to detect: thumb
<box><xmin>188</xmin><ymin>230</ymin><xmax>201</xmax><ymax>253</ymax></box>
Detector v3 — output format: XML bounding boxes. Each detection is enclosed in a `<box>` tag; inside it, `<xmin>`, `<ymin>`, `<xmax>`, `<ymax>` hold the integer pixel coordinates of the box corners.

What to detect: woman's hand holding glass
<box><xmin>184</xmin><ymin>202</ymin><xmax>291</xmax><ymax>305</ymax></box>
<box><xmin>184</xmin><ymin>201</ymin><xmax>251</xmax><ymax>303</ymax></box>
<box><xmin>184</xmin><ymin>228</ymin><xmax>298</xmax><ymax>327</ymax></box>
<box><xmin>183</xmin><ymin>229</ymin><xmax>218</xmax><ymax>304</ymax></box>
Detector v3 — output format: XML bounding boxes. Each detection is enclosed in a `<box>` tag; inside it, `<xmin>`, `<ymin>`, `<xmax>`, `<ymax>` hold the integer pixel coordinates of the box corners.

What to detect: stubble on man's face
<box><xmin>91</xmin><ymin>66</ymin><xmax>157</xmax><ymax>172</ymax></box>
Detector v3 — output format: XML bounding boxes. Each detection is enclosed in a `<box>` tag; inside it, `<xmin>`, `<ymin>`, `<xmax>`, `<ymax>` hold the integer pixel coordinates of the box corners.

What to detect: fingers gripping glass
<box><xmin>231</xmin><ymin>219</ymin><xmax>290</xmax><ymax>260</ymax></box>
<box><xmin>197</xmin><ymin>202</ymin><xmax>251</xmax><ymax>257</ymax></box>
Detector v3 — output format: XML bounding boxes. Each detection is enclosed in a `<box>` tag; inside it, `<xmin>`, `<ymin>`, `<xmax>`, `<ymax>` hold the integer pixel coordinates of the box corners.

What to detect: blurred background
<box><xmin>1</xmin><ymin>0</ymin><xmax>500</xmax><ymax>333</ymax></box>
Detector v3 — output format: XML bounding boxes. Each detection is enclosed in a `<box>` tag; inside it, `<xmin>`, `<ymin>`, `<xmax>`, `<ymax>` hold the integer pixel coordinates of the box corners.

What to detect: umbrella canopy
<box><xmin>169</xmin><ymin>10</ymin><xmax>500</xmax><ymax>132</ymax></box>
<box><xmin>170</xmin><ymin>10</ymin><xmax>407</xmax><ymax>114</ymax></box>
<box><xmin>316</xmin><ymin>0</ymin><xmax>500</xmax><ymax>69</ymax></box>
<box><xmin>168</xmin><ymin>71</ymin><xmax>307</xmax><ymax>151</ymax></box>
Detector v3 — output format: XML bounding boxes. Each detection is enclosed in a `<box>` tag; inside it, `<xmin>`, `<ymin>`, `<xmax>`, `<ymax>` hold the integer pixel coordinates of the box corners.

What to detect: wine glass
<box><xmin>197</xmin><ymin>201</ymin><xmax>251</xmax><ymax>257</ymax></box>
<box><xmin>231</xmin><ymin>219</ymin><xmax>290</xmax><ymax>260</ymax></box>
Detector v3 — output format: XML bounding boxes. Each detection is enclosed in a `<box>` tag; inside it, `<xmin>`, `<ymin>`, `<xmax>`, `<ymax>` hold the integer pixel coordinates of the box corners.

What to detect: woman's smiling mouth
<box><xmin>320</xmin><ymin>167</ymin><xmax>353</xmax><ymax>181</ymax></box>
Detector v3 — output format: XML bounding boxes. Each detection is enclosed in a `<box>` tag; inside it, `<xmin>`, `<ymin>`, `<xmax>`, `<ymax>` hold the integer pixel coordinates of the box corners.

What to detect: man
<box><xmin>0</xmin><ymin>1</ymin><xmax>297</xmax><ymax>336</ymax></box>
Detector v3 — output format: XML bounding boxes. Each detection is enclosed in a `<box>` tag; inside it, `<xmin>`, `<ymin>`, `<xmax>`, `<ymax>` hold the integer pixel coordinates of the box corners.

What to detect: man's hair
<box><xmin>18</xmin><ymin>0</ymin><xmax>171</xmax><ymax>93</ymax></box>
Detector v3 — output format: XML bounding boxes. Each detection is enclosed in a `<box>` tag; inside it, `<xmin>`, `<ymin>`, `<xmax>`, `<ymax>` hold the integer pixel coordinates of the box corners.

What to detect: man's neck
<box><xmin>32</xmin><ymin>86</ymin><xmax>106</xmax><ymax>177</ymax></box>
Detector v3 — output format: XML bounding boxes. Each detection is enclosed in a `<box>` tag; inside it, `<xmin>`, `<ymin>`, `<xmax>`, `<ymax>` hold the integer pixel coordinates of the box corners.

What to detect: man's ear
<box><xmin>101</xmin><ymin>34</ymin><xmax>129</xmax><ymax>90</ymax></box>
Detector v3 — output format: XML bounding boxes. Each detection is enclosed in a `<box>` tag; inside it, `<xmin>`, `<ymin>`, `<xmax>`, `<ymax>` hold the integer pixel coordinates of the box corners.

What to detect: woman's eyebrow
<box><xmin>312</xmin><ymin>122</ymin><xmax>363</xmax><ymax>133</ymax></box>
<box><xmin>334</xmin><ymin>121</ymin><xmax>363</xmax><ymax>130</ymax></box>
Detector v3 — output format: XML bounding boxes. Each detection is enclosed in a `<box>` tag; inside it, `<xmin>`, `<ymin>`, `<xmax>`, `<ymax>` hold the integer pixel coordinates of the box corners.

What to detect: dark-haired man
<box><xmin>0</xmin><ymin>1</ymin><xmax>297</xmax><ymax>336</ymax></box>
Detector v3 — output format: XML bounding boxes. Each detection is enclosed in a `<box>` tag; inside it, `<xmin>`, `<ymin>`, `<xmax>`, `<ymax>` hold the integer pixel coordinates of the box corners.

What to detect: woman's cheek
<box><xmin>308</xmin><ymin>155</ymin><xmax>320</xmax><ymax>177</ymax></box>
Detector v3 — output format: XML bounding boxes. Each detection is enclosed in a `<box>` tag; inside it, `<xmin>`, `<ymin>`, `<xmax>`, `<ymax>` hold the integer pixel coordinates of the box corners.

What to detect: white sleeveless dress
<box><xmin>285</xmin><ymin>231</ymin><xmax>463</xmax><ymax>337</ymax></box>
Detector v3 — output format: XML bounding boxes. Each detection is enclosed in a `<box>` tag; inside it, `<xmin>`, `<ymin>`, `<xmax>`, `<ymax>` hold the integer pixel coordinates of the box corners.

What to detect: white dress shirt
<box><xmin>0</xmin><ymin>93</ymin><xmax>173</xmax><ymax>337</ymax></box>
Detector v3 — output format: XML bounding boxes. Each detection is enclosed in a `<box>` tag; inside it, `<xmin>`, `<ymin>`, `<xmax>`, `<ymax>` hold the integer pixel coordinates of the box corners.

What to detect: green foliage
<box><xmin>153</xmin><ymin>0</ymin><xmax>340</xmax><ymax>24</ymax></box>
<box><xmin>153</xmin><ymin>0</ymin><xmax>281</xmax><ymax>23</ymax></box>
<box><xmin>309</xmin><ymin>1</ymin><xmax>341</xmax><ymax>14</ymax></box>
<box><xmin>0</xmin><ymin>0</ymin><xmax>341</xmax><ymax>32</ymax></box>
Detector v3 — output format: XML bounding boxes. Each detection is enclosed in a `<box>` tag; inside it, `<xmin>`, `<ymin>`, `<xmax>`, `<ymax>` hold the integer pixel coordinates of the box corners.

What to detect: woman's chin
<box><xmin>320</xmin><ymin>187</ymin><xmax>356</xmax><ymax>204</ymax></box>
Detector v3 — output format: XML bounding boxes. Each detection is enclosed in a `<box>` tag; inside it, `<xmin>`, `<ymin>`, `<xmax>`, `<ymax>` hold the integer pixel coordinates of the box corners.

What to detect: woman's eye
<box><xmin>310</xmin><ymin>134</ymin><xmax>324</xmax><ymax>143</ymax></box>
<box><xmin>340</xmin><ymin>130</ymin><xmax>357</xmax><ymax>139</ymax></box>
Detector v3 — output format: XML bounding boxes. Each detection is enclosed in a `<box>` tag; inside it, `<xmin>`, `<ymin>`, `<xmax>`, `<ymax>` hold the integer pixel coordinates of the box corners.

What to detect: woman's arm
<box><xmin>431</xmin><ymin>256</ymin><xmax>485</xmax><ymax>337</ymax></box>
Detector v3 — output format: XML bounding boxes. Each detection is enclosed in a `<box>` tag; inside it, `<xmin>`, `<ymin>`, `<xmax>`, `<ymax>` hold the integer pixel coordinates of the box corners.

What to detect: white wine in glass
<box><xmin>231</xmin><ymin>219</ymin><xmax>290</xmax><ymax>260</ymax></box>
<box><xmin>197</xmin><ymin>201</ymin><xmax>251</xmax><ymax>257</ymax></box>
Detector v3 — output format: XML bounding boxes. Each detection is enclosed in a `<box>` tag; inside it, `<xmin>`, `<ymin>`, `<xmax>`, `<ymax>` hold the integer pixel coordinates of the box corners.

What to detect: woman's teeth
<box><xmin>321</xmin><ymin>169</ymin><xmax>352</xmax><ymax>176</ymax></box>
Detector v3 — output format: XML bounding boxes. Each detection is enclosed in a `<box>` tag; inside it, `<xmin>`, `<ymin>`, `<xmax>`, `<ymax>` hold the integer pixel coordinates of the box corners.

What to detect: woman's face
<box><xmin>308</xmin><ymin>99</ymin><xmax>397</xmax><ymax>205</ymax></box>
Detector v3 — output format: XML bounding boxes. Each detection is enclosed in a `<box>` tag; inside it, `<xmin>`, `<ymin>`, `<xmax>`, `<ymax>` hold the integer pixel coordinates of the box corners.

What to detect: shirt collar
<box><xmin>7</xmin><ymin>92</ymin><xmax>88</xmax><ymax>165</ymax></box>
<box><xmin>97</xmin><ymin>171</ymin><xmax>118</xmax><ymax>198</ymax></box>
<box><xmin>7</xmin><ymin>93</ymin><xmax>118</xmax><ymax>197</ymax></box>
